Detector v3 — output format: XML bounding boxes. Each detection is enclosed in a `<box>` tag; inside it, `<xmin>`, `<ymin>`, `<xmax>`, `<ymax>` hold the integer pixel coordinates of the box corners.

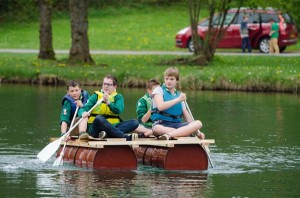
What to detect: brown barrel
<box><xmin>151</xmin><ymin>147</ymin><xmax>168</xmax><ymax>168</ymax></box>
<box><xmin>163</xmin><ymin>144</ymin><xmax>208</xmax><ymax>170</ymax></box>
<box><xmin>135</xmin><ymin>144</ymin><xmax>209</xmax><ymax>170</ymax></box>
<box><xmin>143</xmin><ymin>147</ymin><xmax>156</xmax><ymax>166</ymax></box>
<box><xmin>133</xmin><ymin>146</ymin><xmax>148</xmax><ymax>164</ymax></box>
<box><xmin>73</xmin><ymin>145</ymin><xmax>137</xmax><ymax>170</ymax></box>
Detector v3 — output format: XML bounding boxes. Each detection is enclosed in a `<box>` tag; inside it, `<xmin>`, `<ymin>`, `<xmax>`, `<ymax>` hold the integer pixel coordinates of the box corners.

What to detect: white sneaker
<box><xmin>79</xmin><ymin>132</ymin><xmax>89</xmax><ymax>140</ymax></box>
<box><xmin>98</xmin><ymin>131</ymin><xmax>106</xmax><ymax>139</ymax></box>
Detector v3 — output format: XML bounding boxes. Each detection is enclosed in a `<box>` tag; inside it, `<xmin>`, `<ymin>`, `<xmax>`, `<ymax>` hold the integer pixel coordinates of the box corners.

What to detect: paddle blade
<box><xmin>37</xmin><ymin>139</ymin><xmax>62</xmax><ymax>162</ymax></box>
<box><xmin>53</xmin><ymin>155</ymin><xmax>63</xmax><ymax>166</ymax></box>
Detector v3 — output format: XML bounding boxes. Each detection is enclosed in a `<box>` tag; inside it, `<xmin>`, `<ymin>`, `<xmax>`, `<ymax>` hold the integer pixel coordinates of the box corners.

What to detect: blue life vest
<box><xmin>152</xmin><ymin>85</ymin><xmax>183</xmax><ymax>122</ymax></box>
<box><xmin>62</xmin><ymin>90</ymin><xmax>89</xmax><ymax>119</ymax></box>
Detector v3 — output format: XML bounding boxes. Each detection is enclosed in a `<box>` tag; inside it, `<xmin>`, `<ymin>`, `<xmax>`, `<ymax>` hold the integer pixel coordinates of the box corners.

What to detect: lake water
<box><xmin>0</xmin><ymin>84</ymin><xmax>299</xmax><ymax>197</ymax></box>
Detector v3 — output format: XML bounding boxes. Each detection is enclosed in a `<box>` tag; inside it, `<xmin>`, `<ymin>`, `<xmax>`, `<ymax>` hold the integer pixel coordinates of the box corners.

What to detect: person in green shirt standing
<box><xmin>269</xmin><ymin>18</ymin><xmax>280</xmax><ymax>54</ymax></box>
<box><xmin>60</xmin><ymin>80</ymin><xmax>90</xmax><ymax>137</ymax></box>
<box><xmin>77</xmin><ymin>74</ymin><xmax>139</xmax><ymax>140</ymax></box>
<box><xmin>135</xmin><ymin>79</ymin><xmax>160</xmax><ymax>137</ymax></box>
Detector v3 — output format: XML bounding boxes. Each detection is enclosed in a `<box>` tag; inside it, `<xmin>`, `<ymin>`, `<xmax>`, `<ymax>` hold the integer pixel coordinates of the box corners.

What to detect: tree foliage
<box><xmin>185</xmin><ymin>0</ymin><xmax>243</xmax><ymax>65</ymax></box>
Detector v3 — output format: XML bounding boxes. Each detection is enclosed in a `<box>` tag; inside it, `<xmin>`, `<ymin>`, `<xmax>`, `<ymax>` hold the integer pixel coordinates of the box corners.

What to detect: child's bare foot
<box><xmin>196</xmin><ymin>131</ymin><xmax>205</xmax><ymax>140</ymax></box>
<box><xmin>144</xmin><ymin>129</ymin><xmax>153</xmax><ymax>137</ymax></box>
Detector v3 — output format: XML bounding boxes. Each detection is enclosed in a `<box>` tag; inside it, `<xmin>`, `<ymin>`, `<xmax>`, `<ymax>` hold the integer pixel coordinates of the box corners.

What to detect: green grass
<box><xmin>1</xmin><ymin>53</ymin><xmax>299</xmax><ymax>93</ymax></box>
<box><xmin>0</xmin><ymin>5</ymin><xmax>300</xmax><ymax>93</ymax></box>
<box><xmin>0</xmin><ymin>5</ymin><xmax>193</xmax><ymax>50</ymax></box>
<box><xmin>1</xmin><ymin>5</ymin><xmax>298</xmax><ymax>51</ymax></box>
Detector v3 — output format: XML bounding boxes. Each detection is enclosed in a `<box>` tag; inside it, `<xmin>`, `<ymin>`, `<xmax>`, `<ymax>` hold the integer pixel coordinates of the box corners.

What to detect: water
<box><xmin>0</xmin><ymin>84</ymin><xmax>299</xmax><ymax>197</ymax></box>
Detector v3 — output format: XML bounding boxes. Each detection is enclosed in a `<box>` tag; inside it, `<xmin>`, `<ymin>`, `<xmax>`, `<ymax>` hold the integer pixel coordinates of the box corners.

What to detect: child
<box><xmin>269</xmin><ymin>19</ymin><xmax>280</xmax><ymax>54</ymax></box>
<box><xmin>135</xmin><ymin>79</ymin><xmax>160</xmax><ymax>137</ymax></box>
<box><xmin>240</xmin><ymin>15</ymin><xmax>252</xmax><ymax>53</ymax></box>
<box><xmin>151</xmin><ymin>67</ymin><xmax>205</xmax><ymax>140</ymax></box>
<box><xmin>60</xmin><ymin>80</ymin><xmax>90</xmax><ymax>136</ymax></box>
<box><xmin>77</xmin><ymin>74</ymin><xmax>139</xmax><ymax>140</ymax></box>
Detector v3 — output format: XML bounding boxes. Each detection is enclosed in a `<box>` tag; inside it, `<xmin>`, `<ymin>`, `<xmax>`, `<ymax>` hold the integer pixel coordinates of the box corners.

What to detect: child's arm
<box><xmin>60</xmin><ymin>121</ymin><xmax>68</xmax><ymax>133</ymax></box>
<box><xmin>141</xmin><ymin>109</ymin><xmax>151</xmax><ymax>123</ymax></box>
<box><xmin>60</xmin><ymin>101</ymin><xmax>72</xmax><ymax>133</ymax></box>
<box><xmin>182</xmin><ymin>107</ymin><xmax>192</xmax><ymax>122</ymax></box>
<box><xmin>153</xmin><ymin>92</ymin><xmax>186</xmax><ymax>111</ymax></box>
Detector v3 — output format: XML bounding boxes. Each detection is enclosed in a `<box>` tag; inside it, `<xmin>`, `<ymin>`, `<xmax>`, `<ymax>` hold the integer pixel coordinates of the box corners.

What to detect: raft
<box><xmin>55</xmin><ymin>136</ymin><xmax>214</xmax><ymax>170</ymax></box>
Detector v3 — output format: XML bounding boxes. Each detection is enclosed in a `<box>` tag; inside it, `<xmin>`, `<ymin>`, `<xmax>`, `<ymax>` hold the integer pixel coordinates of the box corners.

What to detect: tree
<box><xmin>245</xmin><ymin>0</ymin><xmax>300</xmax><ymax>28</ymax></box>
<box><xmin>68</xmin><ymin>0</ymin><xmax>94</xmax><ymax>65</ymax></box>
<box><xmin>38</xmin><ymin>0</ymin><xmax>55</xmax><ymax>60</ymax></box>
<box><xmin>187</xmin><ymin>0</ymin><xmax>243</xmax><ymax>65</ymax></box>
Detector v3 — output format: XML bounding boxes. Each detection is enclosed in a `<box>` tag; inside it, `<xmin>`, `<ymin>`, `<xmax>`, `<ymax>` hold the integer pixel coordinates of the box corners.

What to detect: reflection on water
<box><xmin>34</xmin><ymin>167</ymin><xmax>210</xmax><ymax>198</ymax></box>
<box><xmin>0</xmin><ymin>84</ymin><xmax>299</xmax><ymax>197</ymax></box>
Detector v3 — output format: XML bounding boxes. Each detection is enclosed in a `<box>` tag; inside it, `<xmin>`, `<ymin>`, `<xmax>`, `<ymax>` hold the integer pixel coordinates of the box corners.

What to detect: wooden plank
<box><xmin>53</xmin><ymin>136</ymin><xmax>215</xmax><ymax>149</ymax></box>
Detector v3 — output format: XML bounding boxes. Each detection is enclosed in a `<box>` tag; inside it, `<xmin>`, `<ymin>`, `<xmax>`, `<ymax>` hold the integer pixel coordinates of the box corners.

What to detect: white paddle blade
<box><xmin>53</xmin><ymin>142</ymin><xmax>67</xmax><ymax>166</ymax></box>
<box><xmin>37</xmin><ymin>139</ymin><xmax>62</xmax><ymax>162</ymax></box>
<box><xmin>37</xmin><ymin>98</ymin><xmax>103</xmax><ymax>163</ymax></box>
<box><xmin>53</xmin><ymin>155</ymin><xmax>63</xmax><ymax>166</ymax></box>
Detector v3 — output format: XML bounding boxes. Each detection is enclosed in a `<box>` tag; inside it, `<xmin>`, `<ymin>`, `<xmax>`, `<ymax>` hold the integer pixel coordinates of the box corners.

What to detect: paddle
<box><xmin>37</xmin><ymin>98</ymin><xmax>103</xmax><ymax>162</ymax></box>
<box><xmin>53</xmin><ymin>105</ymin><xmax>79</xmax><ymax>166</ymax></box>
<box><xmin>184</xmin><ymin>101</ymin><xmax>214</xmax><ymax>168</ymax></box>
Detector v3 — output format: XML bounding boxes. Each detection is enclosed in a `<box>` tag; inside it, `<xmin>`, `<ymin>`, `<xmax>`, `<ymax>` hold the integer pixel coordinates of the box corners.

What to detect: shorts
<box><xmin>153</xmin><ymin>120</ymin><xmax>189</xmax><ymax>129</ymax></box>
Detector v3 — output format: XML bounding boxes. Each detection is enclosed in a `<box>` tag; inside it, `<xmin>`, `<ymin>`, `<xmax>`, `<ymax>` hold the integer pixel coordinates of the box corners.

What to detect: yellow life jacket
<box><xmin>88</xmin><ymin>91</ymin><xmax>121</xmax><ymax>124</ymax></box>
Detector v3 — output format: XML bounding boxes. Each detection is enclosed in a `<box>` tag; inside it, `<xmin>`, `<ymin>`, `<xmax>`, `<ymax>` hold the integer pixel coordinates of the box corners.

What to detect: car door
<box><xmin>247</xmin><ymin>12</ymin><xmax>261</xmax><ymax>47</ymax></box>
<box><xmin>217</xmin><ymin>13</ymin><xmax>238</xmax><ymax>48</ymax></box>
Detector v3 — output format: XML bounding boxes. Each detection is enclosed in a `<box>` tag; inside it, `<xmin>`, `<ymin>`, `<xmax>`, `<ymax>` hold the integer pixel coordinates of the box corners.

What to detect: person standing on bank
<box><xmin>151</xmin><ymin>67</ymin><xmax>205</xmax><ymax>140</ymax></box>
<box><xmin>77</xmin><ymin>74</ymin><xmax>139</xmax><ymax>140</ymax></box>
<box><xmin>269</xmin><ymin>18</ymin><xmax>280</xmax><ymax>54</ymax></box>
<box><xmin>60</xmin><ymin>80</ymin><xmax>90</xmax><ymax>137</ymax></box>
<box><xmin>240</xmin><ymin>15</ymin><xmax>252</xmax><ymax>53</ymax></box>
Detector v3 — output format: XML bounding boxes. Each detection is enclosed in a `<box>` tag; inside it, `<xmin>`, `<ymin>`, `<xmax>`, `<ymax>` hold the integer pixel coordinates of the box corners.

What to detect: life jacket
<box><xmin>151</xmin><ymin>85</ymin><xmax>183</xmax><ymax>122</ymax></box>
<box><xmin>88</xmin><ymin>91</ymin><xmax>121</xmax><ymax>124</ymax></box>
<box><xmin>62</xmin><ymin>90</ymin><xmax>89</xmax><ymax>119</ymax></box>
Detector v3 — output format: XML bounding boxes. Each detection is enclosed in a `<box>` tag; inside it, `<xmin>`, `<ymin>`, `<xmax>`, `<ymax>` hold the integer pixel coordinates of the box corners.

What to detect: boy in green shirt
<box><xmin>60</xmin><ymin>80</ymin><xmax>90</xmax><ymax>137</ymax></box>
<box><xmin>269</xmin><ymin>19</ymin><xmax>280</xmax><ymax>54</ymax></box>
<box><xmin>135</xmin><ymin>79</ymin><xmax>160</xmax><ymax>137</ymax></box>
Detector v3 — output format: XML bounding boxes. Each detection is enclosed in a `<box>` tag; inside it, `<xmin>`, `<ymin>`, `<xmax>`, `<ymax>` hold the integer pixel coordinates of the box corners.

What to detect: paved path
<box><xmin>0</xmin><ymin>48</ymin><xmax>299</xmax><ymax>57</ymax></box>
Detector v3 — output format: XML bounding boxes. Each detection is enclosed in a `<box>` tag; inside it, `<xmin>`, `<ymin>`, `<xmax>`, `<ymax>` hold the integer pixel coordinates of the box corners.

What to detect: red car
<box><xmin>175</xmin><ymin>8</ymin><xmax>298</xmax><ymax>53</ymax></box>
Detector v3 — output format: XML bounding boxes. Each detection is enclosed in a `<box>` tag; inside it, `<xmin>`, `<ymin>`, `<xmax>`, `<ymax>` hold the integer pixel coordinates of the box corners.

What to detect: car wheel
<box><xmin>187</xmin><ymin>38</ymin><xmax>194</xmax><ymax>52</ymax></box>
<box><xmin>279</xmin><ymin>46</ymin><xmax>286</xmax><ymax>53</ymax></box>
<box><xmin>258</xmin><ymin>37</ymin><xmax>270</xmax><ymax>53</ymax></box>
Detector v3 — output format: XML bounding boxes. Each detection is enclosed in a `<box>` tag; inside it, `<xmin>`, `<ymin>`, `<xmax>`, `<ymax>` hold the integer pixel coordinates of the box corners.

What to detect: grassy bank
<box><xmin>0</xmin><ymin>4</ymin><xmax>299</xmax><ymax>93</ymax></box>
<box><xmin>1</xmin><ymin>53</ymin><xmax>299</xmax><ymax>93</ymax></box>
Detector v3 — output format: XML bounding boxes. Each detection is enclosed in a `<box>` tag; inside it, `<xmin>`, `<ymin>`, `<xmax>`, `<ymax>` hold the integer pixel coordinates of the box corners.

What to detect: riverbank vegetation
<box><xmin>1</xmin><ymin>53</ymin><xmax>299</xmax><ymax>93</ymax></box>
<box><xmin>0</xmin><ymin>2</ymin><xmax>299</xmax><ymax>93</ymax></box>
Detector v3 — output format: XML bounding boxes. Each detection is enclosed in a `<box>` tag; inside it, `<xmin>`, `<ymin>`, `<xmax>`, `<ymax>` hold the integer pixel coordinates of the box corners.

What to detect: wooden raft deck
<box><xmin>63</xmin><ymin>136</ymin><xmax>214</xmax><ymax>148</ymax></box>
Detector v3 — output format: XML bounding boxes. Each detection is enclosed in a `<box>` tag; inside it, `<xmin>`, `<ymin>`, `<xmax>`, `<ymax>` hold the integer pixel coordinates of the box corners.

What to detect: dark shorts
<box><xmin>153</xmin><ymin>120</ymin><xmax>189</xmax><ymax>129</ymax></box>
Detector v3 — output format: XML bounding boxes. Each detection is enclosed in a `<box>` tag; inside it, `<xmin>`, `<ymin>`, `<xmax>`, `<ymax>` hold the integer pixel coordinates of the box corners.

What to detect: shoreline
<box><xmin>1</xmin><ymin>52</ymin><xmax>299</xmax><ymax>94</ymax></box>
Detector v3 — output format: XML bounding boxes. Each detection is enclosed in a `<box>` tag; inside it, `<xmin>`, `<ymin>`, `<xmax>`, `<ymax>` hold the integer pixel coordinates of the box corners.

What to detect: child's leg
<box><xmin>152</xmin><ymin>124</ymin><xmax>176</xmax><ymax>136</ymax></box>
<box><xmin>133</xmin><ymin>125</ymin><xmax>153</xmax><ymax>137</ymax></box>
<box><xmin>78</xmin><ymin>117</ymin><xmax>88</xmax><ymax>133</ymax></box>
<box><xmin>168</xmin><ymin>120</ymin><xmax>202</xmax><ymax>137</ymax></box>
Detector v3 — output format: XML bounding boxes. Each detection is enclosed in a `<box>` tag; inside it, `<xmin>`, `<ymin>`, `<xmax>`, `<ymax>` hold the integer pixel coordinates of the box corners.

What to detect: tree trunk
<box><xmin>68</xmin><ymin>0</ymin><xmax>94</xmax><ymax>65</ymax></box>
<box><xmin>38</xmin><ymin>0</ymin><xmax>55</xmax><ymax>60</ymax></box>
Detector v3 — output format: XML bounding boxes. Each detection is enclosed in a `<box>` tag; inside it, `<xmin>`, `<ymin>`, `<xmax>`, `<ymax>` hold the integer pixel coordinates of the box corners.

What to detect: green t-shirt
<box><xmin>60</xmin><ymin>100</ymin><xmax>72</xmax><ymax>125</ymax></box>
<box><xmin>136</xmin><ymin>93</ymin><xmax>152</xmax><ymax>127</ymax></box>
<box><xmin>271</xmin><ymin>22</ymin><xmax>279</xmax><ymax>39</ymax></box>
